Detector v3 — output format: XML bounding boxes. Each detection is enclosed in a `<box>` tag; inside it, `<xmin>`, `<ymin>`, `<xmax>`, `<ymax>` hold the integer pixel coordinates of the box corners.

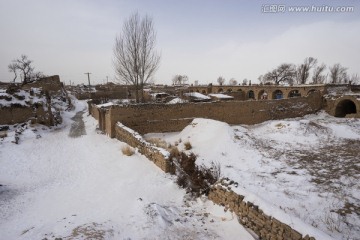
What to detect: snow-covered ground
<box><xmin>0</xmin><ymin>98</ymin><xmax>254</xmax><ymax>240</ymax></box>
<box><xmin>146</xmin><ymin>113</ymin><xmax>360</xmax><ymax>240</ymax></box>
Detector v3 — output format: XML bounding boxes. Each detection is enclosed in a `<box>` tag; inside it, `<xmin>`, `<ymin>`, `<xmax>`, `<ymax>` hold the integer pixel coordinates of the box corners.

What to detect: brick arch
<box><xmin>328</xmin><ymin>96</ymin><xmax>360</xmax><ymax>118</ymax></box>
<box><xmin>272</xmin><ymin>90</ymin><xmax>284</xmax><ymax>99</ymax></box>
<box><xmin>307</xmin><ymin>89</ymin><xmax>318</xmax><ymax>96</ymax></box>
<box><xmin>247</xmin><ymin>90</ymin><xmax>255</xmax><ymax>99</ymax></box>
<box><xmin>258</xmin><ymin>90</ymin><xmax>268</xmax><ymax>100</ymax></box>
<box><xmin>288</xmin><ymin>90</ymin><xmax>301</xmax><ymax>98</ymax></box>
<box><xmin>218</xmin><ymin>88</ymin><xmax>223</xmax><ymax>93</ymax></box>
<box><xmin>334</xmin><ymin>98</ymin><xmax>359</xmax><ymax>117</ymax></box>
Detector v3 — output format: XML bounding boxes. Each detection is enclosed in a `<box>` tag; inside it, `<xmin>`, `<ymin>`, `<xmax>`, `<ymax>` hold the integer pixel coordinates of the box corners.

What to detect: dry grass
<box><xmin>184</xmin><ymin>141</ymin><xmax>192</xmax><ymax>150</ymax></box>
<box><xmin>121</xmin><ymin>145</ymin><xmax>135</xmax><ymax>156</ymax></box>
<box><xmin>147</xmin><ymin>138</ymin><xmax>168</xmax><ymax>149</ymax></box>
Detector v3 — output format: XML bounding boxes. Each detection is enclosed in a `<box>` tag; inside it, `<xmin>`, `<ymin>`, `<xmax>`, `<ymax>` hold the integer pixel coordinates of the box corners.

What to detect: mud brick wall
<box><xmin>103</xmin><ymin>92</ymin><xmax>322</xmax><ymax>137</ymax></box>
<box><xmin>115</xmin><ymin>123</ymin><xmax>174</xmax><ymax>173</ymax></box>
<box><xmin>0</xmin><ymin>106</ymin><xmax>34</xmax><ymax>125</ymax></box>
<box><xmin>22</xmin><ymin>75</ymin><xmax>62</xmax><ymax>92</ymax></box>
<box><xmin>88</xmin><ymin>103</ymin><xmax>100</xmax><ymax>120</ymax></box>
<box><xmin>208</xmin><ymin>180</ymin><xmax>315</xmax><ymax>240</ymax></box>
<box><xmin>76</xmin><ymin>89</ymin><xmax>128</xmax><ymax>100</ymax></box>
<box><xmin>0</xmin><ymin>105</ymin><xmax>52</xmax><ymax>126</ymax></box>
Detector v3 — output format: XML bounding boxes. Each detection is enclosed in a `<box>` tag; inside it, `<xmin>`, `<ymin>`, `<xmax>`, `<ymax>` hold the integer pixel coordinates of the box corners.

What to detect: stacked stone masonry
<box><xmin>115</xmin><ymin>123</ymin><xmax>174</xmax><ymax>173</ymax></box>
<box><xmin>113</xmin><ymin>123</ymin><xmax>316</xmax><ymax>239</ymax></box>
<box><xmin>208</xmin><ymin>180</ymin><xmax>315</xmax><ymax>240</ymax></box>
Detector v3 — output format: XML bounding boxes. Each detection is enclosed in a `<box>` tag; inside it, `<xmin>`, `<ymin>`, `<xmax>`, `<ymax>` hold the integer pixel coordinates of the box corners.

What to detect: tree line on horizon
<box><xmin>258</xmin><ymin>57</ymin><xmax>359</xmax><ymax>86</ymax></box>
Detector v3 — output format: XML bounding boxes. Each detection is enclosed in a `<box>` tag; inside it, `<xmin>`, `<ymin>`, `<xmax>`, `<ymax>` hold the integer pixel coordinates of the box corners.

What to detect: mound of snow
<box><xmin>166</xmin><ymin>97</ymin><xmax>188</xmax><ymax>104</ymax></box>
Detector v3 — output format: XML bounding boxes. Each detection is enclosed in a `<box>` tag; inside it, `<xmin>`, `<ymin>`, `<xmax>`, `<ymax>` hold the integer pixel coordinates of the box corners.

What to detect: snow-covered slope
<box><xmin>0</xmin><ymin>98</ymin><xmax>254</xmax><ymax>240</ymax></box>
<box><xmin>146</xmin><ymin>113</ymin><xmax>360</xmax><ymax>240</ymax></box>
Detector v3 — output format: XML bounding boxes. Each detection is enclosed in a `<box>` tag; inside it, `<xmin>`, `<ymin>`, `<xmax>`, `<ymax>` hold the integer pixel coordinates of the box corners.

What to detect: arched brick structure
<box><xmin>272</xmin><ymin>90</ymin><xmax>284</xmax><ymax>99</ymax></box>
<box><xmin>335</xmin><ymin>99</ymin><xmax>357</xmax><ymax>117</ymax></box>
<box><xmin>326</xmin><ymin>96</ymin><xmax>360</xmax><ymax>118</ymax></box>
<box><xmin>247</xmin><ymin>90</ymin><xmax>255</xmax><ymax>99</ymax></box>
<box><xmin>258</xmin><ymin>90</ymin><xmax>268</xmax><ymax>100</ymax></box>
<box><xmin>288</xmin><ymin>90</ymin><xmax>301</xmax><ymax>98</ymax></box>
<box><xmin>307</xmin><ymin>89</ymin><xmax>317</xmax><ymax>96</ymax></box>
<box><xmin>193</xmin><ymin>85</ymin><xmax>325</xmax><ymax>100</ymax></box>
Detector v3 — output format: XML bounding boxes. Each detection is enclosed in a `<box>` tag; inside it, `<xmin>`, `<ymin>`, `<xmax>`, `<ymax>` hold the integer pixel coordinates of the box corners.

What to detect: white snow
<box><xmin>0</xmin><ymin>97</ymin><xmax>254</xmax><ymax>240</ymax></box>
<box><xmin>183</xmin><ymin>92</ymin><xmax>211</xmax><ymax>100</ymax></box>
<box><xmin>0</xmin><ymin>89</ymin><xmax>45</xmax><ymax>108</ymax></box>
<box><xmin>166</xmin><ymin>97</ymin><xmax>188</xmax><ymax>104</ymax></box>
<box><xmin>145</xmin><ymin>112</ymin><xmax>360</xmax><ymax>240</ymax></box>
<box><xmin>96</xmin><ymin>102</ymin><xmax>114</xmax><ymax>108</ymax></box>
<box><xmin>208</xmin><ymin>93</ymin><xmax>234</xmax><ymax>99</ymax></box>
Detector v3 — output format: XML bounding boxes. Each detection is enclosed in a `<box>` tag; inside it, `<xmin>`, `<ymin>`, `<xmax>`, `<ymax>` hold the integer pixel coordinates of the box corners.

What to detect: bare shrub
<box><xmin>122</xmin><ymin>145</ymin><xmax>135</xmax><ymax>156</ymax></box>
<box><xmin>173</xmin><ymin>152</ymin><xmax>221</xmax><ymax>196</ymax></box>
<box><xmin>184</xmin><ymin>141</ymin><xmax>192</xmax><ymax>150</ymax></box>
<box><xmin>169</xmin><ymin>146</ymin><xmax>180</xmax><ymax>159</ymax></box>
<box><xmin>147</xmin><ymin>138</ymin><xmax>168</xmax><ymax>149</ymax></box>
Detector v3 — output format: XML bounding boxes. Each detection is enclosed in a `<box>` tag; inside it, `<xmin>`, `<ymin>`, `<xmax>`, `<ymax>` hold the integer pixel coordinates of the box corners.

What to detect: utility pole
<box><xmin>84</xmin><ymin>72</ymin><xmax>91</xmax><ymax>88</ymax></box>
<box><xmin>84</xmin><ymin>73</ymin><xmax>91</xmax><ymax>92</ymax></box>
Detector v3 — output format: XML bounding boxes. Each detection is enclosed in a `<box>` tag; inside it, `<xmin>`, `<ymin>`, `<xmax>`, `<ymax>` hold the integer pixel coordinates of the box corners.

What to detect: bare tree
<box><xmin>350</xmin><ymin>74</ymin><xmax>359</xmax><ymax>84</ymax></box>
<box><xmin>9</xmin><ymin>55</ymin><xmax>34</xmax><ymax>83</ymax></box>
<box><xmin>217</xmin><ymin>76</ymin><xmax>225</xmax><ymax>85</ymax></box>
<box><xmin>296</xmin><ymin>57</ymin><xmax>317</xmax><ymax>84</ymax></box>
<box><xmin>113</xmin><ymin>12</ymin><xmax>160</xmax><ymax>102</ymax></box>
<box><xmin>229</xmin><ymin>78</ymin><xmax>237</xmax><ymax>85</ymax></box>
<box><xmin>242</xmin><ymin>78</ymin><xmax>248</xmax><ymax>85</ymax></box>
<box><xmin>258</xmin><ymin>75</ymin><xmax>264</xmax><ymax>84</ymax></box>
<box><xmin>30</xmin><ymin>71</ymin><xmax>46</xmax><ymax>81</ymax></box>
<box><xmin>172</xmin><ymin>74</ymin><xmax>188</xmax><ymax>85</ymax></box>
<box><xmin>8</xmin><ymin>63</ymin><xmax>18</xmax><ymax>82</ymax></box>
<box><xmin>329</xmin><ymin>63</ymin><xmax>347</xmax><ymax>84</ymax></box>
<box><xmin>263</xmin><ymin>63</ymin><xmax>296</xmax><ymax>85</ymax></box>
<box><xmin>312</xmin><ymin>63</ymin><xmax>327</xmax><ymax>84</ymax></box>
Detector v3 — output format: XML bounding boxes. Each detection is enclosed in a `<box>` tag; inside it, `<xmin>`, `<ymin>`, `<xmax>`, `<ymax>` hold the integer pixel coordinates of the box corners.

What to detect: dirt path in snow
<box><xmin>68</xmin><ymin>111</ymin><xmax>86</xmax><ymax>138</ymax></box>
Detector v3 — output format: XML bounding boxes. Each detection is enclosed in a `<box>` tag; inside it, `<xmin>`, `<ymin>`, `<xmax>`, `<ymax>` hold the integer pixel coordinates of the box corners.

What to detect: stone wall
<box><xmin>112</xmin><ymin>121</ymin><xmax>316</xmax><ymax>239</ymax></box>
<box><xmin>99</xmin><ymin>92</ymin><xmax>323</xmax><ymax>137</ymax></box>
<box><xmin>208</xmin><ymin>179</ymin><xmax>315</xmax><ymax>240</ymax></box>
<box><xmin>115</xmin><ymin>122</ymin><xmax>174</xmax><ymax>173</ymax></box>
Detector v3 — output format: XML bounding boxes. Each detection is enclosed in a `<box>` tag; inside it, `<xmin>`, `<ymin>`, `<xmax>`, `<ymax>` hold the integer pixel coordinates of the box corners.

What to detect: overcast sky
<box><xmin>0</xmin><ymin>0</ymin><xmax>359</xmax><ymax>85</ymax></box>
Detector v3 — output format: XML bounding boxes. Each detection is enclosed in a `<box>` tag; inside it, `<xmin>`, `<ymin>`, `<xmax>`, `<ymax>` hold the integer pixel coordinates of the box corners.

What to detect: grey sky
<box><xmin>0</xmin><ymin>0</ymin><xmax>359</xmax><ymax>85</ymax></box>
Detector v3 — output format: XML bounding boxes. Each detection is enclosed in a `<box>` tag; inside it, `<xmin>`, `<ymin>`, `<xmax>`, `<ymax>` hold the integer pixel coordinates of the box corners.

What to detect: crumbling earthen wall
<box><xmin>100</xmin><ymin>92</ymin><xmax>323</xmax><ymax>137</ymax></box>
<box><xmin>208</xmin><ymin>180</ymin><xmax>315</xmax><ymax>240</ymax></box>
<box><xmin>115</xmin><ymin>123</ymin><xmax>174</xmax><ymax>173</ymax></box>
<box><xmin>0</xmin><ymin>106</ymin><xmax>34</xmax><ymax>125</ymax></box>
<box><xmin>88</xmin><ymin>103</ymin><xmax>100</xmax><ymax>120</ymax></box>
<box><xmin>0</xmin><ymin>104</ymin><xmax>52</xmax><ymax>125</ymax></box>
<box><xmin>22</xmin><ymin>75</ymin><xmax>63</xmax><ymax>92</ymax></box>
